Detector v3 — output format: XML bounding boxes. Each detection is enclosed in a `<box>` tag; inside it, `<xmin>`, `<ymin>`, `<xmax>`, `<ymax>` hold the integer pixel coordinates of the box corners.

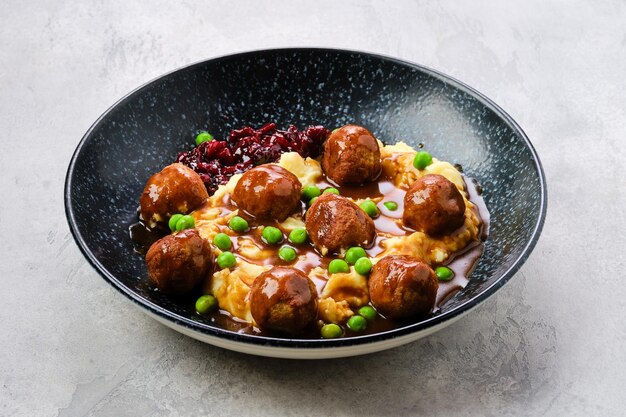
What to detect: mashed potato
<box><xmin>193</xmin><ymin>144</ymin><xmax>482</xmax><ymax>324</ymax></box>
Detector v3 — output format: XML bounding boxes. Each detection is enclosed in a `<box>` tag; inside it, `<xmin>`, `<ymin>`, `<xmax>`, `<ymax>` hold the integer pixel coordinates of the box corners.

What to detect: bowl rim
<box><xmin>64</xmin><ymin>47</ymin><xmax>547</xmax><ymax>349</ymax></box>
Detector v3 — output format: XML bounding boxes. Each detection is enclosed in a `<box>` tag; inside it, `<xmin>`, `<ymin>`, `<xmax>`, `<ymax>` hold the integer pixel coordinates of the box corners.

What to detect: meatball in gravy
<box><xmin>368</xmin><ymin>255</ymin><xmax>438</xmax><ymax>319</ymax></box>
<box><xmin>322</xmin><ymin>124</ymin><xmax>382</xmax><ymax>185</ymax></box>
<box><xmin>232</xmin><ymin>165</ymin><xmax>302</xmax><ymax>222</ymax></box>
<box><xmin>305</xmin><ymin>193</ymin><xmax>376</xmax><ymax>254</ymax></box>
<box><xmin>249</xmin><ymin>267</ymin><xmax>318</xmax><ymax>334</ymax></box>
<box><xmin>146</xmin><ymin>229</ymin><xmax>212</xmax><ymax>295</ymax></box>
<box><xmin>140</xmin><ymin>163</ymin><xmax>209</xmax><ymax>229</ymax></box>
<box><xmin>403</xmin><ymin>174</ymin><xmax>466</xmax><ymax>236</ymax></box>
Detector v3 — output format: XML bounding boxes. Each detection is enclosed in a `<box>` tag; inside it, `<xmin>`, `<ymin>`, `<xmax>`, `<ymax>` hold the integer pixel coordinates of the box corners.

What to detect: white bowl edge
<box><xmin>139</xmin><ymin>306</ymin><xmax>473</xmax><ymax>360</ymax></box>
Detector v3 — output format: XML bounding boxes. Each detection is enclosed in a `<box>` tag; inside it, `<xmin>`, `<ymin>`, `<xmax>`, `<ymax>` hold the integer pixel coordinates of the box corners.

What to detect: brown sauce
<box><xmin>130</xmin><ymin>169</ymin><xmax>489</xmax><ymax>339</ymax></box>
<box><xmin>129</xmin><ymin>219</ymin><xmax>161</xmax><ymax>256</ymax></box>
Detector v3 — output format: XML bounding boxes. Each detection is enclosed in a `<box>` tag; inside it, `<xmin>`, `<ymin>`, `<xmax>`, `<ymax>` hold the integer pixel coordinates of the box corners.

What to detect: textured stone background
<box><xmin>1</xmin><ymin>1</ymin><xmax>625</xmax><ymax>416</ymax></box>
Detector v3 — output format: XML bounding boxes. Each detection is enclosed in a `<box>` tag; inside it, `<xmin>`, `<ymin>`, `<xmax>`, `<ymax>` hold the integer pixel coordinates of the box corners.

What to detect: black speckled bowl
<box><xmin>65</xmin><ymin>48</ymin><xmax>546</xmax><ymax>359</ymax></box>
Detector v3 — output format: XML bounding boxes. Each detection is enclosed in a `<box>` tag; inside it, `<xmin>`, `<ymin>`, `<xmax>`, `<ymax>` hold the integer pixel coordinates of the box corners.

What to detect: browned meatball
<box><xmin>368</xmin><ymin>255</ymin><xmax>438</xmax><ymax>319</ymax></box>
<box><xmin>249</xmin><ymin>267</ymin><xmax>318</xmax><ymax>334</ymax></box>
<box><xmin>145</xmin><ymin>229</ymin><xmax>212</xmax><ymax>295</ymax></box>
<box><xmin>403</xmin><ymin>174</ymin><xmax>466</xmax><ymax>236</ymax></box>
<box><xmin>305</xmin><ymin>194</ymin><xmax>376</xmax><ymax>254</ymax></box>
<box><xmin>140</xmin><ymin>163</ymin><xmax>209</xmax><ymax>229</ymax></box>
<box><xmin>232</xmin><ymin>164</ymin><xmax>302</xmax><ymax>222</ymax></box>
<box><xmin>322</xmin><ymin>124</ymin><xmax>382</xmax><ymax>185</ymax></box>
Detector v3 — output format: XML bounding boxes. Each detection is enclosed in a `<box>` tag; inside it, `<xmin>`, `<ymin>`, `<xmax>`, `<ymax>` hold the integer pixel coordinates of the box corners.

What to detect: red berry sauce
<box><xmin>176</xmin><ymin>123</ymin><xmax>330</xmax><ymax>195</ymax></box>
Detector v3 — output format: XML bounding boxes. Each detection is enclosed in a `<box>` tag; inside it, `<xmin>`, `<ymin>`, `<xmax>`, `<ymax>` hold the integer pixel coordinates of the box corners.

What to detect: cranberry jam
<box><xmin>176</xmin><ymin>123</ymin><xmax>330</xmax><ymax>194</ymax></box>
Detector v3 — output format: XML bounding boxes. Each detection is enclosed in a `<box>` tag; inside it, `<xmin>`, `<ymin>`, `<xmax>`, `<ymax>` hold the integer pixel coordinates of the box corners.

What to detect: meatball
<box><xmin>249</xmin><ymin>267</ymin><xmax>318</xmax><ymax>334</ymax></box>
<box><xmin>403</xmin><ymin>174</ymin><xmax>466</xmax><ymax>236</ymax></box>
<box><xmin>232</xmin><ymin>164</ymin><xmax>302</xmax><ymax>222</ymax></box>
<box><xmin>368</xmin><ymin>255</ymin><xmax>438</xmax><ymax>319</ymax></box>
<box><xmin>305</xmin><ymin>194</ymin><xmax>376</xmax><ymax>254</ymax></box>
<box><xmin>321</xmin><ymin>124</ymin><xmax>382</xmax><ymax>185</ymax></box>
<box><xmin>140</xmin><ymin>163</ymin><xmax>209</xmax><ymax>229</ymax></box>
<box><xmin>145</xmin><ymin>229</ymin><xmax>212</xmax><ymax>295</ymax></box>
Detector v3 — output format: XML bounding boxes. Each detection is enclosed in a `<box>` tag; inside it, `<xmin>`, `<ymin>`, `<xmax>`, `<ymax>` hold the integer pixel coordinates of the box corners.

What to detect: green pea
<box><xmin>195</xmin><ymin>294</ymin><xmax>218</xmax><ymax>314</ymax></box>
<box><xmin>323</xmin><ymin>187</ymin><xmax>340</xmax><ymax>195</ymax></box>
<box><xmin>195</xmin><ymin>131</ymin><xmax>213</xmax><ymax>146</ymax></box>
<box><xmin>302</xmin><ymin>184</ymin><xmax>321</xmax><ymax>201</ymax></box>
<box><xmin>345</xmin><ymin>247</ymin><xmax>367</xmax><ymax>264</ymax></box>
<box><xmin>278</xmin><ymin>246</ymin><xmax>297</xmax><ymax>262</ymax></box>
<box><xmin>347</xmin><ymin>315</ymin><xmax>367</xmax><ymax>332</ymax></box>
<box><xmin>262</xmin><ymin>226</ymin><xmax>283</xmax><ymax>245</ymax></box>
<box><xmin>175</xmin><ymin>214</ymin><xmax>195</xmax><ymax>231</ymax></box>
<box><xmin>168</xmin><ymin>214</ymin><xmax>183</xmax><ymax>232</ymax></box>
<box><xmin>228</xmin><ymin>216</ymin><xmax>249</xmax><ymax>232</ymax></box>
<box><xmin>383</xmin><ymin>201</ymin><xmax>398</xmax><ymax>211</ymax></box>
<box><xmin>288</xmin><ymin>228</ymin><xmax>308</xmax><ymax>245</ymax></box>
<box><xmin>213</xmin><ymin>233</ymin><xmax>232</xmax><ymax>251</ymax></box>
<box><xmin>358</xmin><ymin>306</ymin><xmax>377</xmax><ymax>320</ymax></box>
<box><xmin>217</xmin><ymin>251</ymin><xmax>236</xmax><ymax>269</ymax></box>
<box><xmin>435</xmin><ymin>266</ymin><xmax>454</xmax><ymax>281</ymax></box>
<box><xmin>328</xmin><ymin>259</ymin><xmax>349</xmax><ymax>274</ymax></box>
<box><xmin>354</xmin><ymin>257</ymin><xmax>372</xmax><ymax>275</ymax></box>
<box><xmin>359</xmin><ymin>200</ymin><xmax>379</xmax><ymax>218</ymax></box>
<box><xmin>308</xmin><ymin>196</ymin><xmax>319</xmax><ymax>207</ymax></box>
<box><xmin>413</xmin><ymin>151</ymin><xmax>433</xmax><ymax>170</ymax></box>
<box><xmin>321</xmin><ymin>323</ymin><xmax>342</xmax><ymax>339</ymax></box>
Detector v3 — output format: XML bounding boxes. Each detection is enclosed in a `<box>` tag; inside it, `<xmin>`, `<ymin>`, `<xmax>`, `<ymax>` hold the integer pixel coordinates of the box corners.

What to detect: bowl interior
<box><xmin>66</xmin><ymin>49</ymin><xmax>545</xmax><ymax>345</ymax></box>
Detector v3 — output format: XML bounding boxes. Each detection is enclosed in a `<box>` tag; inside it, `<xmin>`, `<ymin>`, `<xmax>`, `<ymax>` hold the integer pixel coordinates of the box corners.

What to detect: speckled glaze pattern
<box><xmin>65</xmin><ymin>48</ymin><xmax>546</xmax><ymax>351</ymax></box>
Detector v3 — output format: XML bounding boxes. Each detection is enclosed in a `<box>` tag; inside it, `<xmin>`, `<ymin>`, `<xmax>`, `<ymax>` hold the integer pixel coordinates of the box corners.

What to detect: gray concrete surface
<box><xmin>1</xmin><ymin>1</ymin><xmax>625</xmax><ymax>416</ymax></box>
